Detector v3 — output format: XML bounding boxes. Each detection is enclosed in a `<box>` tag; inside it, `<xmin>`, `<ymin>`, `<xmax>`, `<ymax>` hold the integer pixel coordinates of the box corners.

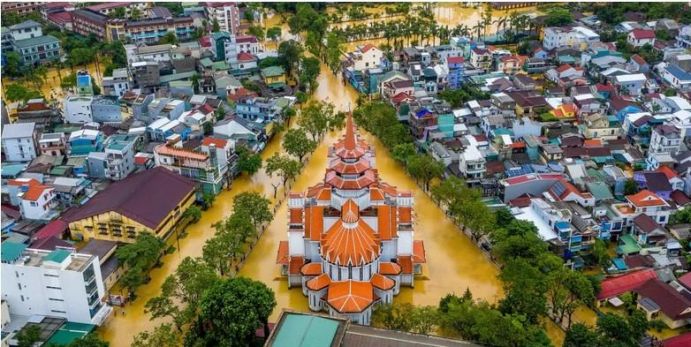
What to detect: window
<box><xmin>46</xmin><ymin>286</ymin><xmax>62</xmax><ymax>290</ymax></box>
<box><xmin>51</xmin><ymin>310</ymin><xmax>67</xmax><ymax>314</ymax></box>
<box><xmin>49</xmin><ymin>298</ymin><xmax>64</xmax><ymax>302</ymax></box>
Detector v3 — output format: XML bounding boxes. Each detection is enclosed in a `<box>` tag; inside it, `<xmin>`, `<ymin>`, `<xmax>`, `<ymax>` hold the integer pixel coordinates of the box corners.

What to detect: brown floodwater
<box><xmin>98</xmin><ymin>4</ymin><xmax>595</xmax><ymax>346</ymax></box>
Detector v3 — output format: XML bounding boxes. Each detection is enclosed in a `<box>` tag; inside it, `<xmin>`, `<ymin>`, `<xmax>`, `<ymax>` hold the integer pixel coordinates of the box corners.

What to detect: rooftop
<box><xmin>12</xmin><ymin>35</ymin><xmax>60</xmax><ymax>49</ymax></box>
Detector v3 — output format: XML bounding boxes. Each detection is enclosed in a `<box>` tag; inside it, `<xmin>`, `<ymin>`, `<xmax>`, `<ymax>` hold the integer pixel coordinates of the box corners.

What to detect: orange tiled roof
<box><xmin>369</xmin><ymin>187</ymin><xmax>385</xmax><ymax>201</ymax></box>
<box><xmin>306</xmin><ymin>273</ymin><xmax>331</xmax><ymax>291</ymax></box>
<box><xmin>8</xmin><ymin>178</ymin><xmax>40</xmax><ymax>187</ymax></box>
<box><xmin>289</xmin><ymin>208</ymin><xmax>303</xmax><ymax>224</ymax></box>
<box><xmin>398</xmin><ymin>206</ymin><xmax>412</xmax><ymax>224</ymax></box>
<box><xmin>371</xmin><ymin>273</ymin><xmax>395</xmax><ymax>290</ymax></box>
<box><xmin>155</xmin><ymin>144</ymin><xmax>208</xmax><ymax>161</ymax></box>
<box><xmin>276</xmin><ymin>241</ymin><xmax>289</xmax><ymax>265</ymax></box>
<box><xmin>289</xmin><ymin>256</ymin><xmax>304</xmax><ymax>274</ymax></box>
<box><xmin>377</xmin><ymin>205</ymin><xmax>396</xmax><ymax>240</ymax></box>
<box><xmin>583</xmin><ymin>139</ymin><xmax>602</xmax><ymax>147</ymax></box>
<box><xmin>23</xmin><ymin>185</ymin><xmax>52</xmax><ymax>201</ymax></box>
<box><xmin>627</xmin><ymin>189</ymin><xmax>666</xmax><ymax>207</ymax></box>
<box><xmin>657</xmin><ymin>166</ymin><xmax>678</xmax><ymax>180</ymax></box>
<box><xmin>413</xmin><ymin>240</ymin><xmax>426</xmax><ymax>263</ymax></box>
<box><xmin>329</xmin><ymin>159</ymin><xmax>371</xmax><ymax>175</ymax></box>
<box><xmin>398</xmin><ymin>256</ymin><xmax>413</xmax><ymax>274</ymax></box>
<box><xmin>201</xmin><ymin>137</ymin><xmax>228</xmax><ymax>148</ymax></box>
<box><xmin>321</xmin><ymin>201</ymin><xmax>380</xmax><ymax>266</ymax></box>
<box><xmin>304</xmin><ymin>206</ymin><xmax>324</xmax><ymax>241</ymax></box>
<box><xmin>300</xmin><ymin>262</ymin><xmax>322</xmax><ymax>276</ymax></box>
<box><xmin>379</xmin><ymin>262</ymin><xmax>402</xmax><ymax>275</ymax></box>
<box><xmin>327</xmin><ymin>280</ymin><xmax>374</xmax><ymax>313</ymax></box>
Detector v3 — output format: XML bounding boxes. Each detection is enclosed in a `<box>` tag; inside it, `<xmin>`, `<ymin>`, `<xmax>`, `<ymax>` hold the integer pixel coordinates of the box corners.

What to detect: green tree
<box><xmin>547</xmin><ymin>268</ymin><xmax>596</xmax><ymax>329</ymax></box>
<box><xmin>116</xmin><ymin>232</ymin><xmax>166</xmax><ymax>294</ymax></box>
<box><xmin>392</xmin><ymin>143</ymin><xmax>417</xmax><ymax>163</ymax></box>
<box><xmin>298</xmin><ymin>100</ymin><xmax>337</xmax><ymax>141</ymax></box>
<box><xmin>282</xmin><ymin>128</ymin><xmax>316</xmax><ymax>161</ymax></box>
<box><xmin>670</xmin><ymin>207</ymin><xmax>691</xmax><ymax>225</ymax></box>
<box><xmin>182</xmin><ymin>205</ymin><xmax>202</xmax><ymax>223</ymax></box>
<box><xmin>110</xmin><ymin>7</ymin><xmax>126</xmax><ymax>19</ymax></box>
<box><xmin>267</xmin><ymin>26</ymin><xmax>282</xmax><ymax>41</ymax></box>
<box><xmin>563</xmin><ymin>323</ymin><xmax>599</xmax><ymax>347</ymax></box>
<box><xmin>235</xmin><ymin>145</ymin><xmax>262</xmax><ymax>176</ymax></box>
<box><xmin>623</xmin><ymin>179</ymin><xmax>638</xmax><ymax>195</ymax></box>
<box><xmin>215</xmin><ymin>104</ymin><xmax>226</xmax><ymax>121</ymax></box>
<box><xmin>202</xmin><ymin>229</ymin><xmax>241</xmax><ymax>276</ymax></box>
<box><xmin>277</xmin><ymin>40</ymin><xmax>303</xmax><ymax>78</ymax></box>
<box><xmin>4</xmin><ymin>84</ymin><xmax>41</xmax><ymax>103</ymax></box>
<box><xmin>130</xmin><ymin>8</ymin><xmax>143</xmax><ymax>20</ymax></box>
<box><xmin>325</xmin><ymin>32</ymin><xmax>344</xmax><ymax>74</ymax></box>
<box><xmin>233</xmin><ymin>192</ymin><xmax>273</xmax><ymax>230</ymax></box>
<box><xmin>406</xmin><ymin>154</ymin><xmax>444</xmax><ymax>191</ymax></box>
<box><xmin>145</xmin><ymin>257</ymin><xmax>219</xmax><ymax>331</ymax></box>
<box><xmin>4</xmin><ymin>51</ymin><xmax>22</xmax><ymax>77</ymax></box>
<box><xmin>66</xmin><ymin>333</ymin><xmax>109</xmax><ymax>347</ymax></box>
<box><xmin>16</xmin><ymin>325</ymin><xmax>41</xmax><ymax>347</ymax></box>
<box><xmin>498</xmin><ymin>259</ymin><xmax>547</xmax><ymax>324</ymax></box>
<box><xmin>131</xmin><ymin>323</ymin><xmax>178</xmax><ymax>347</ymax></box>
<box><xmin>159</xmin><ymin>32</ymin><xmax>178</xmax><ymax>45</ymax></box>
<box><xmin>265</xmin><ymin>153</ymin><xmax>302</xmax><ymax>198</ymax></box>
<box><xmin>248</xmin><ymin>25</ymin><xmax>265</xmax><ymax>41</ymax></box>
<box><xmin>185</xmin><ymin>277</ymin><xmax>276</xmax><ymax>346</ymax></box>
<box><xmin>544</xmin><ymin>7</ymin><xmax>573</xmax><ymax>26</ymax></box>
<box><xmin>299</xmin><ymin>56</ymin><xmax>321</xmax><ymax>93</ymax></box>
<box><xmin>591</xmin><ymin>239</ymin><xmax>611</xmax><ymax>268</ymax></box>
<box><xmin>201</xmin><ymin>192</ymin><xmax>215</xmax><ymax>210</ymax></box>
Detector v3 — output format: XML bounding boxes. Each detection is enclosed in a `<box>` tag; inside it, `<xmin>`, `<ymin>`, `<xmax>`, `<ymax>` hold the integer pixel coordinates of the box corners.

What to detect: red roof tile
<box><xmin>34</xmin><ymin>220</ymin><xmax>68</xmax><ymax>241</ymax></box>
<box><xmin>631</xmin><ymin>29</ymin><xmax>655</xmax><ymax>40</ymax></box>
<box><xmin>662</xmin><ymin>333</ymin><xmax>691</xmax><ymax>347</ymax></box>
<box><xmin>201</xmin><ymin>137</ymin><xmax>228</xmax><ymax>148</ymax></box>
<box><xmin>327</xmin><ymin>280</ymin><xmax>374</xmax><ymax>313</ymax></box>
<box><xmin>627</xmin><ymin>189</ymin><xmax>666</xmax><ymax>208</ymax></box>
<box><xmin>634</xmin><ymin>279</ymin><xmax>691</xmax><ymax>320</ymax></box>
<box><xmin>447</xmin><ymin>56</ymin><xmax>464</xmax><ymax>64</ymax></box>
<box><xmin>276</xmin><ymin>241</ymin><xmax>289</xmax><ymax>265</ymax></box>
<box><xmin>597</xmin><ymin>269</ymin><xmax>657</xmax><ymax>300</ymax></box>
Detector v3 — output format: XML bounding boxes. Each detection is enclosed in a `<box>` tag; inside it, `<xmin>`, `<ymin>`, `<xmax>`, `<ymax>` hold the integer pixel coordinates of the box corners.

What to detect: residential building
<box><xmin>635</xmin><ymin>279</ymin><xmax>691</xmax><ymax>329</ymax></box>
<box><xmin>119</xmin><ymin>17</ymin><xmax>196</xmax><ymax>44</ymax></box>
<box><xmin>63</xmin><ymin>167</ymin><xmax>196</xmax><ymax>242</ymax></box>
<box><xmin>277</xmin><ymin>115</ymin><xmax>425</xmax><ymax>325</ymax></box>
<box><xmin>7</xmin><ymin>178</ymin><xmax>58</xmax><ymax>220</ymax></box>
<box><xmin>38</xmin><ymin>132</ymin><xmax>66</xmax><ymax>156</ymax></box>
<box><xmin>447</xmin><ymin>56</ymin><xmax>464</xmax><ymax>89</ymax></box>
<box><xmin>261</xmin><ymin>66</ymin><xmax>287</xmax><ymax>89</ymax></box>
<box><xmin>131</xmin><ymin>61</ymin><xmax>160</xmax><ymax>89</ymax></box>
<box><xmin>71</xmin><ymin>9</ymin><xmax>109</xmax><ymax>41</ymax></box>
<box><xmin>649</xmin><ymin>124</ymin><xmax>682</xmax><ymax>156</ymax></box>
<box><xmin>5</xmin><ymin>20</ymin><xmax>42</xmax><ymax>41</ymax></box>
<box><xmin>1</xmin><ymin>2</ymin><xmax>45</xmax><ymax>15</ymax></box>
<box><xmin>543</xmin><ymin>26</ymin><xmax>600</xmax><ymax>50</ymax></box>
<box><xmin>204</xmin><ymin>2</ymin><xmax>240</xmax><ymax>35</ymax></box>
<box><xmin>63</xmin><ymin>96</ymin><xmax>94</xmax><ymax>124</ymax></box>
<box><xmin>613</xmin><ymin>73</ymin><xmax>647</xmax><ymax>96</ymax></box>
<box><xmin>154</xmin><ymin>136</ymin><xmax>234</xmax><ymax>194</ymax></box>
<box><xmin>459</xmin><ymin>140</ymin><xmax>486</xmax><ymax>182</ymax></box>
<box><xmin>470</xmin><ymin>48</ymin><xmax>492</xmax><ymax>70</ymax></box>
<box><xmin>346</xmin><ymin>44</ymin><xmax>384</xmax><ymax>71</ymax></box>
<box><xmin>91</xmin><ymin>96</ymin><xmax>123</xmax><ymax>124</ymax></box>
<box><xmin>103</xmin><ymin>134</ymin><xmax>140</xmax><ymax>181</ymax></box>
<box><xmin>102</xmin><ymin>68</ymin><xmax>130</xmax><ymax>98</ymax></box>
<box><xmin>628</xmin><ymin>29</ymin><xmax>656</xmax><ymax>48</ymax></box>
<box><xmin>1</xmin><ymin>242</ymin><xmax>111</xmax><ymax>325</ymax></box>
<box><xmin>660</xmin><ymin>63</ymin><xmax>691</xmax><ymax>91</ymax></box>
<box><xmin>12</xmin><ymin>34</ymin><xmax>61</xmax><ymax>66</ymax></box>
<box><xmin>2</xmin><ymin>122</ymin><xmax>37</xmax><ymax>162</ymax></box>
<box><xmin>68</xmin><ymin>129</ymin><xmax>103</xmax><ymax>156</ymax></box>
<box><xmin>235</xmin><ymin>96</ymin><xmax>278</xmax><ymax>123</ymax></box>
<box><xmin>612</xmin><ymin>189</ymin><xmax>671</xmax><ymax>229</ymax></box>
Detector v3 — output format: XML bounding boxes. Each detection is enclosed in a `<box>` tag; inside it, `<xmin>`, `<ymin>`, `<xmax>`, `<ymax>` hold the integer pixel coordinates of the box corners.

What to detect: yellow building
<box><xmin>261</xmin><ymin>66</ymin><xmax>287</xmax><ymax>88</ymax></box>
<box><xmin>64</xmin><ymin>167</ymin><xmax>196</xmax><ymax>243</ymax></box>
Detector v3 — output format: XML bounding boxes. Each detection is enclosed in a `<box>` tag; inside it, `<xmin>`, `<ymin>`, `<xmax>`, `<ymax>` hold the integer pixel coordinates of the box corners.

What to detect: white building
<box><xmin>347</xmin><ymin>44</ymin><xmax>384</xmax><ymax>71</ymax></box>
<box><xmin>1</xmin><ymin>242</ymin><xmax>111</xmax><ymax>325</ymax></box>
<box><xmin>104</xmin><ymin>134</ymin><xmax>139</xmax><ymax>181</ymax></box>
<box><xmin>6</xmin><ymin>20</ymin><xmax>42</xmax><ymax>41</ymax></box>
<box><xmin>649</xmin><ymin>124</ymin><xmax>682</xmax><ymax>156</ymax></box>
<box><xmin>613</xmin><ymin>73</ymin><xmax>648</xmax><ymax>96</ymax></box>
<box><xmin>1</xmin><ymin>122</ymin><xmax>37</xmax><ymax>162</ymax></box>
<box><xmin>628</xmin><ymin>29</ymin><xmax>656</xmax><ymax>48</ymax></box>
<box><xmin>102</xmin><ymin>68</ymin><xmax>130</xmax><ymax>98</ymax></box>
<box><xmin>459</xmin><ymin>135</ymin><xmax>486</xmax><ymax>181</ymax></box>
<box><xmin>204</xmin><ymin>2</ymin><xmax>240</xmax><ymax>35</ymax></box>
<box><xmin>64</xmin><ymin>96</ymin><xmax>94</xmax><ymax>124</ymax></box>
<box><xmin>543</xmin><ymin>26</ymin><xmax>600</xmax><ymax>50</ymax></box>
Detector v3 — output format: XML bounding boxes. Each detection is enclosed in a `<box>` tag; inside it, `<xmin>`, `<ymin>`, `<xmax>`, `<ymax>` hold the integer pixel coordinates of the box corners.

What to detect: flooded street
<box><xmin>98</xmin><ymin>4</ymin><xmax>587</xmax><ymax>346</ymax></box>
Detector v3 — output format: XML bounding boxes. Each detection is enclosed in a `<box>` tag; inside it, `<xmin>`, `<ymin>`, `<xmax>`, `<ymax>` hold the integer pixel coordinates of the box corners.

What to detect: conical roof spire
<box><xmin>344</xmin><ymin>112</ymin><xmax>356</xmax><ymax>150</ymax></box>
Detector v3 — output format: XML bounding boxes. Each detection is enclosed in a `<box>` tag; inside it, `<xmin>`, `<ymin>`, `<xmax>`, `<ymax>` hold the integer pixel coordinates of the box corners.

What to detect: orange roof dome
<box><xmin>334</xmin><ymin>113</ymin><xmax>367</xmax><ymax>160</ymax></box>
<box><xmin>321</xmin><ymin>200</ymin><xmax>380</xmax><ymax>266</ymax></box>
<box><xmin>327</xmin><ymin>280</ymin><xmax>374</xmax><ymax>313</ymax></box>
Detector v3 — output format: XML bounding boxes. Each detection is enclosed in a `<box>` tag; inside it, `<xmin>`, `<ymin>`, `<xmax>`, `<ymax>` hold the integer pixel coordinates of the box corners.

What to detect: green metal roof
<box><xmin>44</xmin><ymin>249</ymin><xmax>71</xmax><ymax>263</ymax></box>
<box><xmin>617</xmin><ymin>234</ymin><xmax>641</xmax><ymax>255</ymax></box>
<box><xmin>261</xmin><ymin>65</ymin><xmax>285</xmax><ymax>78</ymax></box>
<box><xmin>49</xmin><ymin>165</ymin><xmax>71</xmax><ymax>176</ymax></box>
<box><xmin>1</xmin><ymin>242</ymin><xmax>27</xmax><ymax>263</ymax></box>
<box><xmin>586</xmin><ymin>181</ymin><xmax>614</xmax><ymax>201</ymax></box>
<box><xmin>211</xmin><ymin>61</ymin><xmax>229</xmax><ymax>71</ymax></box>
<box><xmin>12</xmin><ymin>35</ymin><xmax>60</xmax><ymax>49</ymax></box>
<box><xmin>44</xmin><ymin>322</ymin><xmax>94</xmax><ymax>346</ymax></box>
<box><xmin>1</xmin><ymin>164</ymin><xmax>25</xmax><ymax>178</ymax></box>
<box><xmin>159</xmin><ymin>71</ymin><xmax>197</xmax><ymax>83</ymax></box>
<box><xmin>200</xmin><ymin>57</ymin><xmax>213</xmax><ymax>67</ymax></box>
<box><xmin>271</xmin><ymin>314</ymin><xmax>340</xmax><ymax>347</ymax></box>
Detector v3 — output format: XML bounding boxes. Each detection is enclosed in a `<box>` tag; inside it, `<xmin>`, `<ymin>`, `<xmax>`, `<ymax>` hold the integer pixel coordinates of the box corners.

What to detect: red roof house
<box><xmin>597</xmin><ymin>269</ymin><xmax>657</xmax><ymax>300</ymax></box>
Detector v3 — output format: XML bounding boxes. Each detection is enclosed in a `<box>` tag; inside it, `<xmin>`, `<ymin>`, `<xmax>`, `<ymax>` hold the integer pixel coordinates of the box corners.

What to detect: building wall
<box><xmin>64</xmin><ymin>97</ymin><xmax>93</xmax><ymax>124</ymax></box>
<box><xmin>2</xmin><ymin>137</ymin><xmax>37</xmax><ymax>162</ymax></box>
<box><xmin>92</xmin><ymin>101</ymin><xmax>122</xmax><ymax>123</ymax></box>
<box><xmin>19</xmin><ymin>189</ymin><xmax>56</xmax><ymax>220</ymax></box>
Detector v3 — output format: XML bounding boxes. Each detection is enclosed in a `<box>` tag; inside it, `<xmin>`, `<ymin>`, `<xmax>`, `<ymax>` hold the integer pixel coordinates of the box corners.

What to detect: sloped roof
<box><xmin>597</xmin><ymin>269</ymin><xmax>657</xmax><ymax>300</ymax></box>
<box><xmin>327</xmin><ymin>280</ymin><xmax>374</xmax><ymax>313</ymax></box>
<box><xmin>634</xmin><ymin>279</ymin><xmax>691</xmax><ymax>320</ymax></box>
<box><xmin>62</xmin><ymin>167</ymin><xmax>195</xmax><ymax>229</ymax></box>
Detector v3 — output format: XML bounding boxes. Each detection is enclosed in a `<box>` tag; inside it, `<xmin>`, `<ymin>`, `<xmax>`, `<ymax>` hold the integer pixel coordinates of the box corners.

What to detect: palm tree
<box><xmin>473</xmin><ymin>22</ymin><xmax>484</xmax><ymax>41</ymax></box>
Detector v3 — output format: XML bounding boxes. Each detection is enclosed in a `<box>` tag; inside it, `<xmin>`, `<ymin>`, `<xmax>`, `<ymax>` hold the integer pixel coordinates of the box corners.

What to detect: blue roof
<box><xmin>1</xmin><ymin>242</ymin><xmax>27</xmax><ymax>263</ymax></box>
<box><xmin>77</xmin><ymin>75</ymin><xmax>91</xmax><ymax>87</ymax></box>
<box><xmin>612</xmin><ymin>258</ymin><xmax>628</xmax><ymax>271</ymax></box>
<box><xmin>505</xmin><ymin>164</ymin><xmax>534</xmax><ymax>177</ymax></box>
<box><xmin>666</xmin><ymin>65</ymin><xmax>691</xmax><ymax>80</ymax></box>
<box><xmin>415</xmin><ymin>108</ymin><xmax>431</xmax><ymax>118</ymax></box>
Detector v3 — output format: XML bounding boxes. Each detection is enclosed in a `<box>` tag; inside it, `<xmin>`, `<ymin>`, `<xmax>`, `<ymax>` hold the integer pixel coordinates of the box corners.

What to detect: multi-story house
<box><xmin>613</xmin><ymin>73</ymin><xmax>647</xmax><ymax>96</ymax></box>
<box><xmin>447</xmin><ymin>56</ymin><xmax>464</xmax><ymax>89</ymax></box>
<box><xmin>71</xmin><ymin>9</ymin><xmax>109</xmax><ymax>40</ymax></box>
<box><xmin>12</xmin><ymin>34</ymin><xmax>61</xmax><ymax>66</ymax></box>
<box><xmin>470</xmin><ymin>47</ymin><xmax>492</xmax><ymax>70</ymax></box>
<box><xmin>39</xmin><ymin>132</ymin><xmax>66</xmax><ymax>156</ymax></box>
<box><xmin>1</xmin><ymin>2</ymin><xmax>45</xmax><ymax>15</ymax></box>
<box><xmin>496</xmin><ymin>55</ymin><xmax>525</xmax><ymax>74</ymax></box>
<box><xmin>68</xmin><ymin>129</ymin><xmax>104</xmax><ymax>156</ymax></box>
<box><xmin>542</xmin><ymin>26</ymin><xmax>600</xmax><ymax>50</ymax></box>
<box><xmin>1</xmin><ymin>243</ymin><xmax>112</xmax><ymax>325</ymax></box>
<box><xmin>64</xmin><ymin>96</ymin><xmax>94</xmax><ymax>124</ymax></box>
<box><xmin>1</xmin><ymin>122</ymin><xmax>38</xmax><ymax>162</ymax></box>
<box><xmin>92</xmin><ymin>96</ymin><xmax>124</xmax><ymax>124</ymax></box>
<box><xmin>459</xmin><ymin>139</ymin><xmax>486</xmax><ymax>182</ymax></box>
<box><xmin>15</xmin><ymin>178</ymin><xmax>57</xmax><ymax>220</ymax></box>
<box><xmin>204</xmin><ymin>2</ymin><xmax>240</xmax><ymax>34</ymax></box>
<box><xmin>154</xmin><ymin>136</ymin><xmax>233</xmax><ymax>194</ymax></box>
<box><xmin>102</xmin><ymin>68</ymin><xmax>130</xmax><ymax>98</ymax></box>
<box><xmin>235</xmin><ymin>96</ymin><xmax>277</xmax><ymax>123</ymax></box>
<box><xmin>611</xmin><ymin>189</ymin><xmax>671</xmax><ymax>231</ymax></box>
<box><xmin>123</xmin><ymin>17</ymin><xmax>196</xmax><ymax>44</ymax></box>
<box><xmin>346</xmin><ymin>44</ymin><xmax>384</xmax><ymax>71</ymax></box>
<box><xmin>64</xmin><ymin>167</ymin><xmax>196</xmax><ymax>242</ymax></box>
<box><xmin>103</xmin><ymin>134</ymin><xmax>139</xmax><ymax>181</ymax></box>
<box><xmin>649</xmin><ymin>124</ymin><xmax>682</xmax><ymax>156</ymax></box>
<box><xmin>131</xmin><ymin>61</ymin><xmax>161</xmax><ymax>90</ymax></box>
<box><xmin>627</xmin><ymin>29</ymin><xmax>656</xmax><ymax>48</ymax></box>
<box><xmin>6</xmin><ymin>20</ymin><xmax>42</xmax><ymax>41</ymax></box>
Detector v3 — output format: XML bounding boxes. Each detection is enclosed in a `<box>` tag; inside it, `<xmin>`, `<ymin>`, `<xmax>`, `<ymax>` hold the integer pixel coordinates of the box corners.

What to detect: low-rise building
<box><xmin>64</xmin><ymin>167</ymin><xmax>196</xmax><ymax>242</ymax></box>
<box><xmin>102</xmin><ymin>68</ymin><xmax>130</xmax><ymax>98</ymax></box>
<box><xmin>39</xmin><ymin>132</ymin><xmax>67</xmax><ymax>156</ymax></box>
<box><xmin>627</xmin><ymin>29</ymin><xmax>656</xmax><ymax>48</ymax></box>
<box><xmin>1</xmin><ymin>242</ymin><xmax>112</xmax><ymax>325</ymax></box>
<box><xmin>543</xmin><ymin>26</ymin><xmax>600</xmax><ymax>50</ymax></box>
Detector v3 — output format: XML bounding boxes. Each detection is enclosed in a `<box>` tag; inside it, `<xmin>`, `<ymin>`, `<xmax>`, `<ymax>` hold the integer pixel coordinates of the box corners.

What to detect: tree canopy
<box><xmin>282</xmin><ymin>128</ymin><xmax>317</xmax><ymax>161</ymax></box>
